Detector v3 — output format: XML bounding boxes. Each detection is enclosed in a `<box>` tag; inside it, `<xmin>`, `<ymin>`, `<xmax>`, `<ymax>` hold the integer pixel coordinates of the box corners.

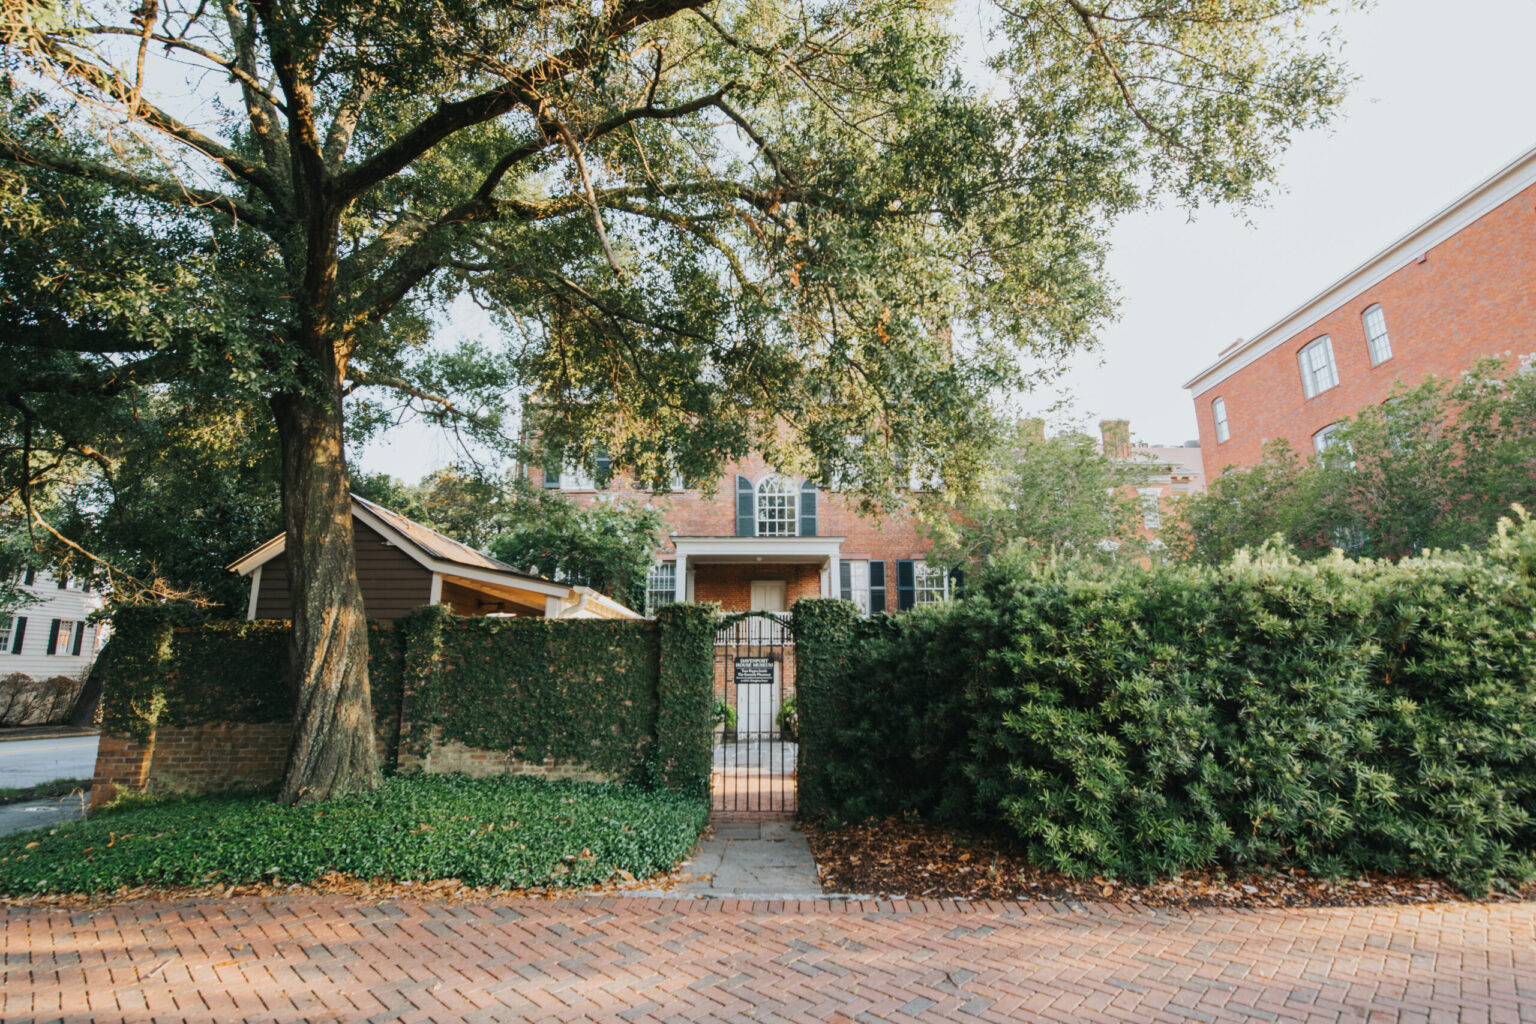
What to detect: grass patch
<box><xmin>0</xmin><ymin>778</ymin><xmax>90</xmax><ymax>806</ymax></box>
<box><xmin>0</xmin><ymin>774</ymin><xmax>707</xmax><ymax>895</ymax></box>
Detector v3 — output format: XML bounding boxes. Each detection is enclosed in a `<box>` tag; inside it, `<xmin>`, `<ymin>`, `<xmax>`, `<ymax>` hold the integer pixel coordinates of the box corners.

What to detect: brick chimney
<box><xmin>1020</xmin><ymin>417</ymin><xmax>1046</xmax><ymax>442</ymax></box>
<box><xmin>1099</xmin><ymin>419</ymin><xmax>1131</xmax><ymax>459</ymax></box>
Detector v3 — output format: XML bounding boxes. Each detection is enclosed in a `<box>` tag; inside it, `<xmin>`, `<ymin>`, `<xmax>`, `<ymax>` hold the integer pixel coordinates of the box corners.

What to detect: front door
<box><xmin>749</xmin><ymin>580</ymin><xmax>787</xmax><ymax>612</ymax></box>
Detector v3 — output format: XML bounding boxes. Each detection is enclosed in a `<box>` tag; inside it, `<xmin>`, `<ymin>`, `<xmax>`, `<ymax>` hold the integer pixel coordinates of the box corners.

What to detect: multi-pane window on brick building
<box><xmin>755</xmin><ymin>475</ymin><xmax>797</xmax><ymax>537</ymax></box>
<box><xmin>643</xmin><ymin>562</ymin><xmax>676</xmax><ymax>617</ymax></box>
<box><xmin>1313</xmin><ymin>422</ymin><xmax>1344</xmax><ymax>454</ymax></box>
<box><xmin>1362</xmin><ymin>304</ymin><xmax>1392</xmax><ymax>365</ymax></box>
<box><xmin>839</xmin><ymin>560</ymin><xmax>870</xmax><ymax>615</ymax></box>
<box><xmin>1298</xmin><ymin>335</ymin><xmax>1339</xmax><ymax>398</ymax></box>
<box><xmin>913</xmin><ymin>560</ymin><xmax>951</xmax><ymax>605</ymax></box>
<box><xmin>1212</xmin><ymin>397</ymin><xmax>1230</xmax><ymax>443</ymax></box>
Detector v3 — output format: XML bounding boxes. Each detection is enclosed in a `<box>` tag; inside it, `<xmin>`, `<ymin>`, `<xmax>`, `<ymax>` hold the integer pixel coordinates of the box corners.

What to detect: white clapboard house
<box><xmin>1</xmin><ymin>569</ymin><xmax>108</xmax><ymax>681</ymax></box>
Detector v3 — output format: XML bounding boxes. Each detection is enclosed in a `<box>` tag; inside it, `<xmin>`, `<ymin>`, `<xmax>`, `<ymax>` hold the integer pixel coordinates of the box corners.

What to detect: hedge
<box><xmin>796</xmin><ymin>512</ymin><xmax>1536</xmax><ymax>894</ymax></box>
<box><xmin>100</xmin><ymin>603</ymin><xmax>717</xmax><ymax>796</ymax></box>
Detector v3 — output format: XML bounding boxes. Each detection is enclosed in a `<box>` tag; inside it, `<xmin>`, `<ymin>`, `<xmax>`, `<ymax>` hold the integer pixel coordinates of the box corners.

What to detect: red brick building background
<box><xmin>1185</xmin><ymin>144</ymin><xmax>1536</xmax><ymax>476</ymax></box>
<box><xmin>527</xmin><ymin>452</ymin><xmax>943</xmax><ymax>616</ymax></box>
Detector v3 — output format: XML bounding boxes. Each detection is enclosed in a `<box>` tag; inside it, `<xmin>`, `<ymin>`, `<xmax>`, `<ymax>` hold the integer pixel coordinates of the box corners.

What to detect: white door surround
<box><xmin>750</xmin><ymin>580</ymin><xmax>788</xmax><ymax>612</ymax></box>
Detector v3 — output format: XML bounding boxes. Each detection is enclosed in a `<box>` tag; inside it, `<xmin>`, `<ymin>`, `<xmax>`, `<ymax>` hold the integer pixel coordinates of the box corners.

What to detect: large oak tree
<box><xmin>1</xmin><ymin>0</ymin><xmax>1350</xmax><ymax>801</ymax></box>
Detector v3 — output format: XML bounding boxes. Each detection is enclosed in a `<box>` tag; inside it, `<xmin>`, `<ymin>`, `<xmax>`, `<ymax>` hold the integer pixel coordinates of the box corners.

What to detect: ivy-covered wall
<box><xmin>794</xmin><ymin>514</ymin><xmax>1536</xmax><ymax>895</ymax></box>
<box><xmin>95</xmin><ymin>604</ymin><xmax>716</xmax><ymax>800</ymax></box>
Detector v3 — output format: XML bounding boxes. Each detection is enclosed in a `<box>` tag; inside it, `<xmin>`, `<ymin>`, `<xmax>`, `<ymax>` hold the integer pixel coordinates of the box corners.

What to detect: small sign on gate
<box><xmin>734</xmin><ymin>656</ymin><xmax>774</xmax><ymax>685</ymax></box>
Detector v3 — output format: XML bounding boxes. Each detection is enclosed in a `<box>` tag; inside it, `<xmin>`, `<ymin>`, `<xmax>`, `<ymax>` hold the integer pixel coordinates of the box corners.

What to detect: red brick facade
<box><xmin>530</xmin><ymin>451</ymin><xmax>933</xmax><ymax>614</ymax></box>
<box><xmin>1187</xmin><ymin>153</ymin><xmax>1536</xmax><ymax>477</ymax></box>
<box><xmin>91</xmin><ymin>724</ymin><xmax>292</xmax><ymax>809</ymax></box>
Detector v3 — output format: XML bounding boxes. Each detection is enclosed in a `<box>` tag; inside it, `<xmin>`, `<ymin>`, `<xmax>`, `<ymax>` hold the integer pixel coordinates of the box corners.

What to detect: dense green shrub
<box><xmin>650</xmin><ymin>604</ymin><xmax>717</xmax><ymax>797</ymax></box>
<box><xmin>100</xmin><ymin>602</ymin><xmax>716</xmax><ymax>794</ymax></box>
<box><xmin>101</xmin><ymin>607</ymin><xmax>404</xmax><ymax>742</ymax></box>
<box><xmin>401</xmin><ymin>605</ymin><xmax>662</xmax><ymax>780</ymax></box>
<box><xmin>796</xmin><ymin>512</ymin><xmax>1536</xmax><ymax>894</ymax></box>
<box><xmin>0</xmin><ymin>774</ymin><xmax>706</xmax><ymax>894</ymax></box>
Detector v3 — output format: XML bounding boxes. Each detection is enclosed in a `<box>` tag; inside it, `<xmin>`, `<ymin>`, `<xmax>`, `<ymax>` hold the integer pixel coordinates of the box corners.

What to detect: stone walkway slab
<box><xmin>4</xmin><ymin>894</ymin><xmax>1534</xmax><ymax>1022</ymax></box>
<box><xmin>657</xmin><ymin>817</ymin><xmax>824</xmax><ymax>899</ymax></box>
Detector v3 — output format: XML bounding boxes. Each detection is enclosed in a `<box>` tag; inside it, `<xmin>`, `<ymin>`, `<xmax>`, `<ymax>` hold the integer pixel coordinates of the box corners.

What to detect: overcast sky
<box><xmin>356</xmin><ymin>0</ymin><xmax>1536</xmax><ymax>475</ymax></box>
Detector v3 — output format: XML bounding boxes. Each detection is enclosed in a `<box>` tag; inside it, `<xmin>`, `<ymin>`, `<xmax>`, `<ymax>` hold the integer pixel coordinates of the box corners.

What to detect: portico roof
<box><xmin>670</xmin><ymin>535</ymin><xmax>845</xmax><ymax>567</ymax></box>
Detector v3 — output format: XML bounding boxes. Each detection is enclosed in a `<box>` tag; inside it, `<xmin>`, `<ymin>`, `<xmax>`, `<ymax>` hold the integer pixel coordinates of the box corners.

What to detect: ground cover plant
<box><xmin>806</xmin><ymin>818</ymin><xmax>1536</xmax><ymax>909</ymax></box>
<box><xmin>0</xmin><ymin>775</ymin><xmax>707</xmax><ymax>895</ymax></box>
<box><xmin>796</xmin><ymin>511</ymin><xmax>1536</xmax><ymax>896</ymax></box>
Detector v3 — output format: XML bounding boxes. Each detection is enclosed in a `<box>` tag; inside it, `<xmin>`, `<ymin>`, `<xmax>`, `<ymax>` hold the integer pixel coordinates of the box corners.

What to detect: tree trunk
<box><xmin>272</xmin><ymin>367</ymin><xmax>380</xmax><ymax>804</ymax></box>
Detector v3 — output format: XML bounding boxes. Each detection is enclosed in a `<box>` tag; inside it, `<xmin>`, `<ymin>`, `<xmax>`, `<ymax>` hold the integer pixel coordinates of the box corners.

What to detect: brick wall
<box><xmin>692</xmin><ymin>563</ymin><xmax>824</xmax><ymax>609</ymax></box>
<box><xmin>1191</xmin><ymin>181</ymin><xmax>1536</xmax><ymax>477</ymax></box>
<box><xmin>396</xmin><ymin>731</ymin><xmax>614</xmax><ymax>783</ymax></box>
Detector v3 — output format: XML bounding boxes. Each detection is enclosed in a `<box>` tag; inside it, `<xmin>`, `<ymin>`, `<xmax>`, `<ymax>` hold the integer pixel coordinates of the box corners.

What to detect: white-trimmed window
<box><xmin>1313</xmin><ymin>422</ymin><xmax>1343</xmax><ymax>454</ymax></box>
<box><xmin>755</xmin><ymin>475</ymin><xmax>797</xmax><ymax>537</ymax></box>
<box><xmin>558</xmin><ymin>462</ymin><xmax>597</xmax><ymax>491</ymax></box>
<box><xmin>1362</xmin><ymin>304</ymin><xmax>1392</xmax><ymax>365</ymax></box>
<box><xmin>913</xmin><ymin>561</ymin><xmax>951</xmax><ymax>605</ymax></box>
<box><xmin>840</xmin><ymin>560</ymin><xmax>871</xmax><ymax>616</ymax></box>
<box><xmin>1139</xmin><ymin>488</ymin><xmax>1162</xmax><ymax>530</ymax></box>
<box><xmin>54</xmin><ymin>619</ymin><xmax>79</xmax><ymax>656</ymax></box>
<box><xmin>1212</xmin><ymin>397</ymin><xmax>1230</xmax><ymax>443</ymax></box>
<box><xmin>1298</xmin><ymin>336</ymin><xmax>1339</xmax><ymax>399</ymax></box>
<box><xmin>643</xmin><ymin>563</ymin><xmax>676</xmax><ymax>617</ymax></box>
<box><xmin>0</xmin><ymin>615</ymin><xmax>11</xmax><ymax>653</ymax></box>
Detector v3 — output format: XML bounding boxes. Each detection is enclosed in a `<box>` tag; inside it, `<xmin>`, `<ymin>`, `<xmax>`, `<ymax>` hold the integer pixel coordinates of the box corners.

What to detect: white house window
<box><xmin>54</xmin><ymin>620</ymin><xmax>78</xmax><ymax>656</ymax></box>
<box><xmin>913</xmin><ymin>561</ymin><xmax>951</xmax><ymax>605</ymax></box>
<box><xmin>0</xmin><ymin>616</ymin><xmax>11</xmax><ymax>653</ymax></box>
<box><xmin>755</xmin><ymin>475</ymin><xmax>797</xmax><ymax>537</ymax></box>
<box><xmin>1139</xmin><ymin>488</ymin><xmax>1162</xmax><ymax>530</ymax></box>
<box><xmin>644</xmin><ymin>563</ymin><xmax>676</xmax><ymax>617</ymax></box>
<box><xmin>1212</xmin><ymin>397</ymin><xmax>1230</xmax><ymax>443</ymax></box>
<box><xmin>839</xmin><ymin>560</ymin><xmax>871</xmax><ymax>616</ymax></box>
<box><xmin>1313</xmin><ymin>422</ymin><xmax>1344</xmax><ymax>454</ymax></box>
<box><xmin>558</xmin><ymin>462</ymin><xmax>597</xmax><ymax>491</ymax></box>
<box><xmin>1362</xmin><ymin>304</ymin><xmax>1392</xmax><ymax>365</ymax></box>
<box><xmin>1298</xmin><ymin>336</ymin><xmax>1339</xmax><ymax>398</ymax></box>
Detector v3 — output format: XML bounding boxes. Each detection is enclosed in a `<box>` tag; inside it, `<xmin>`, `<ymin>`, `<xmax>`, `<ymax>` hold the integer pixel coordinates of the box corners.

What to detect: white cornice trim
<box><xmin>1183</xmin><ymin>142</ymin><xmax>1536</xmax><ymax>395</ymax></box>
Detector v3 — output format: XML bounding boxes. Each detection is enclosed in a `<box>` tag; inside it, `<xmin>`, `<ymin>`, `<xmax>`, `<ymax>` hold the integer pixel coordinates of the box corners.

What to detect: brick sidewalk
<box><xmin>5</xmin><ymin>894</ymin><xmax>1534</xmax><ymax>1022</ymax></box>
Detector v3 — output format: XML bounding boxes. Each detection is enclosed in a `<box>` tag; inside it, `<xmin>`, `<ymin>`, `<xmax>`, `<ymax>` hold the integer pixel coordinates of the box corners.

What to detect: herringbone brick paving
<box><xmin>4</xmin><ymin>895</ymin><xmax>1534</xmax><ymax>1022</ymax></box>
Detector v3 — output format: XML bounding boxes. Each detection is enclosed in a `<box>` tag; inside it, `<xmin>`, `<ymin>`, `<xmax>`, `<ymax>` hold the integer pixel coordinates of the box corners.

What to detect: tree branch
<box><xmin>333</xmin><ymin>0</ymin><xmax>715</xmax><ymax>202</ymax></box>
<box><xmin>0</xmin><ymin>139</ymin><xmax>280</xmax><ymax>234</ymax></box>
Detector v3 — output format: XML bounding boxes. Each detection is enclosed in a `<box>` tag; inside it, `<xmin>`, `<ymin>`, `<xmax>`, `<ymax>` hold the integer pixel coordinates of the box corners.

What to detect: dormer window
<box><xmin>755</xmin><ymin>475</ymin><xmax>797</xmax><ymax>537</ymax></box>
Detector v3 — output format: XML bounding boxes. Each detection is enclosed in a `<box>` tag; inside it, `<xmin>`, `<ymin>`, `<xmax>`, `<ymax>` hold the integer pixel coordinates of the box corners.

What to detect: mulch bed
<box><xmin>804</xmin><ymin>818</ymin><xmax>1536</xmax><ymax>909</ymax></box>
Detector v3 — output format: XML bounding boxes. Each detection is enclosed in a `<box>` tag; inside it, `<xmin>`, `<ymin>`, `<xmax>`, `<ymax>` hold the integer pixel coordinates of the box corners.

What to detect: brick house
<box><xmin>1099</xmin><ymin>419</ymin><xmax>1206</xmax><ymax>551</ymax></box>
<box><xmin>526</xmin><ymin>454</ymin><xmax>952</xmax><ymax>617</ymax></box>
<box><xmin>1184</xmin><ymin>143</ymin><xmax>1536</xmax><ymax>476</ymax></box>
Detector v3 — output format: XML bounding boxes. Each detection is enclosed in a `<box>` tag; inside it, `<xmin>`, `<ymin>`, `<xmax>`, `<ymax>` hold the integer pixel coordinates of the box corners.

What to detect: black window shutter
<box><xmin>896</xmin><ymin>560</ymin><xmax>915</xmax><ymax>611</ymax></box>
<box><xmin>735</xmin><ymin>475</ymin><xmax>755</xmax><ymax>537</ymax></box>
<box><xmin>869</xmin><ymin>561</ymin><xmax>887</xmax><ymax>615</ymax></box>
<box><xmin>72</xmin><ymin>623</ymin><xmax>85</xmax><ymax>656</ymax></box>
<box><xmin>9</xmin><ymin>617</ymin><xmax>25</xmax><ymax>654</ymax></box>
<box><xmin>799</xmin><ymin>481</ymin><xmax>818</xmax><ymax>537</ymax></box>
<box><xmin>46</xmin><ymin>619</ymin><xmax>60</xmax><ymax>655</ymax></box>
<box><xmin>949</xmin><ymin>566</ymin><xmax>967</xmax><ymax>599</ymax></box>
<box><xmin>839</xmin><ymin>561</ymin><xmax>852</xmax><ymax>601</ymax></box>
<box><xmin>594</xmin><ymin>449</ymin><xmax>613</xmax><ymax>487</ymax></box>
<box><xmin>22</xmin><ymin>568</ymin><xmax>34</xmax><ymax>586</ymax></box>
<box><xmin>57</xmin><ymin>573</ymin><xmax>67</xmax><ymax>590</ymax></box>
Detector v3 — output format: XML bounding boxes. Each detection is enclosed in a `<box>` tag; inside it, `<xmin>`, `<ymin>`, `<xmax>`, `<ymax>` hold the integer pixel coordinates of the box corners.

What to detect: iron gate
<box><xmin>712</xmin><ymin>612</ymin><xmax>796</xmax><ymax>815</ymax></box>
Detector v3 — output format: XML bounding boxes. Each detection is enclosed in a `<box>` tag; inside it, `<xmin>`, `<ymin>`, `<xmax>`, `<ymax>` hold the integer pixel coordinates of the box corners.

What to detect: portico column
<box><xmin>825</xmin><ymin>553</ymin><xmax>840</xmax><ymax>599</ymax></box>
<box><xmin>674</xmin><ymin>548</ymin><xmax>689</xmax><ymax>603</ymax></box>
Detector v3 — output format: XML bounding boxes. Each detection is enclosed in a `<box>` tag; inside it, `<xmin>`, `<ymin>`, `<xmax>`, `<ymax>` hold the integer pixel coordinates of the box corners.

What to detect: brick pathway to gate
<box><xmin>6</xmin><ymin>894</ymin><xmax>1535</xmax><ymax>1022</ymax></box>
